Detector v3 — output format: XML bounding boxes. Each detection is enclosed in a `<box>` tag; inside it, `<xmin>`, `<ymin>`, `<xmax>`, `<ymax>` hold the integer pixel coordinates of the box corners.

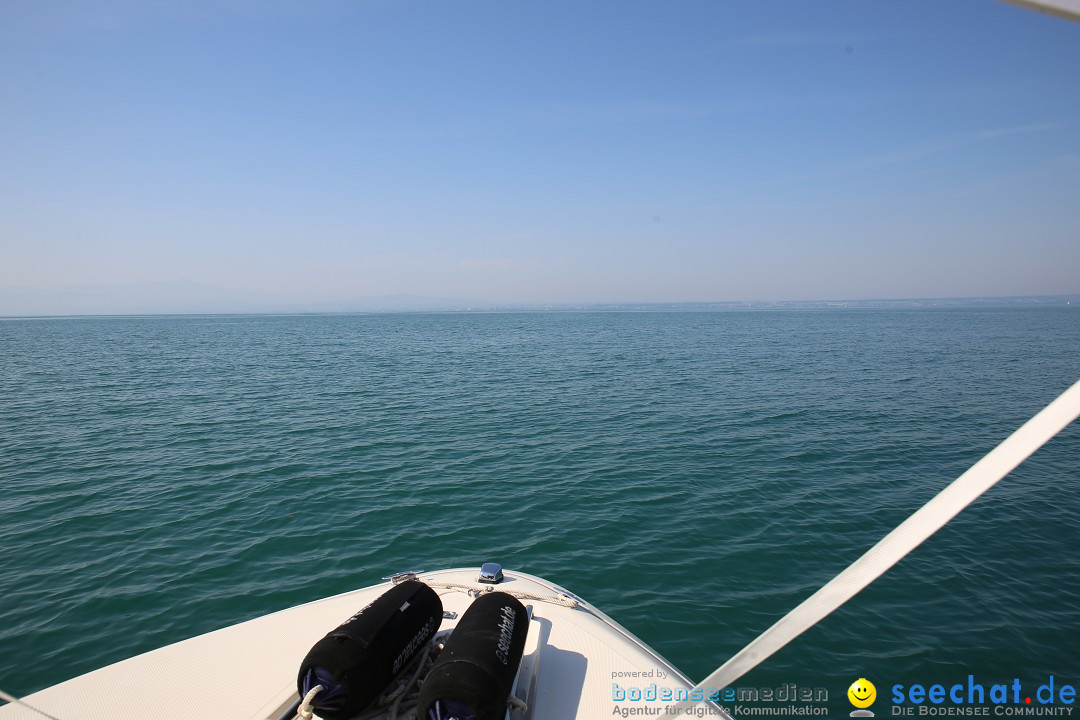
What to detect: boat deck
<box><xmin>0</xmin><ymin>568</ymin><xmax>699</xmax><ymax>720</ymax></box>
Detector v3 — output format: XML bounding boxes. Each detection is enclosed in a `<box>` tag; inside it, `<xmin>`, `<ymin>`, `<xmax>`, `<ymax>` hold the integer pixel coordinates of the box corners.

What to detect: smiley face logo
<box><xmin>848</xmin><ymin>678</ymin><xmax>876</xmax><ymax>709</ymax></box>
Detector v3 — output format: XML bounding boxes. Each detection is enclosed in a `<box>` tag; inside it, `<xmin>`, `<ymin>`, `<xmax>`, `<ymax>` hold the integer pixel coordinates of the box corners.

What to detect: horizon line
<box><xmin>1</xmin><ymin>294</ymin><xmax>1076</xmax><ymax>320</ymax></box>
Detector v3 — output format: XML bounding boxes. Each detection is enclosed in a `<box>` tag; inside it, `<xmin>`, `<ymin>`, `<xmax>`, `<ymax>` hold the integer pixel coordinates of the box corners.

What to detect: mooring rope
<box><xmin>423</xmin><ymin>581</ymin><xmax>579</xmax><ymax>608</ymax></box>
<box><xmin>0</xmin><ymin>688</ymin><xmax>66</xmax><ymax>720</ymax></box>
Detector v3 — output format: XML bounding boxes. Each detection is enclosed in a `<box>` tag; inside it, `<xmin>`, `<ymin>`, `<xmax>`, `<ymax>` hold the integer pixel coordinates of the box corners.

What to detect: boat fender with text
<box><xmin>297</xmin><ymin>579</ymin><xmax>442</xmax><ymax>720</ymax></box>
<box><xmin>418</xmin><ymin>591</ymin><xmax>528</xmax><ymax>720</ymax></box>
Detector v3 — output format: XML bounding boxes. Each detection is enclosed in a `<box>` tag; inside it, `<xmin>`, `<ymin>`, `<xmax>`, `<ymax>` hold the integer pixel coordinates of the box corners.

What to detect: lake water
<box><xmin>1</xmin><ymin>308</ymin><xmax>1078</xmax><ymax>714</ymax></box>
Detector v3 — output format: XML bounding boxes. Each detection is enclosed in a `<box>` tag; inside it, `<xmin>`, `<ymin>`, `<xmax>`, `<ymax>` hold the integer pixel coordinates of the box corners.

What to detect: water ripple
<box><xmin>1</xmin><ymin>309</ymin><xmax>1078</xmax><ymax>712</ymax></box>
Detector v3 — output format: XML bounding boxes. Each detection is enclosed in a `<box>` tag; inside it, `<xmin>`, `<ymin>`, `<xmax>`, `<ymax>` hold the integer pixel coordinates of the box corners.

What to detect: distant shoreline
<box><xmin>1</xmin><ymin>295</ymin><xmax>1077</xmax><ymax>319</ymax></box>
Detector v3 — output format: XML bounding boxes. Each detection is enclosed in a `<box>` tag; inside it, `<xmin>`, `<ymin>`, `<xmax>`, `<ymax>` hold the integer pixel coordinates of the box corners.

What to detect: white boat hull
<box><xmin>0</xmin><ymin>568</ymin><xmax>705</xmax><ymax>720</ymax></box>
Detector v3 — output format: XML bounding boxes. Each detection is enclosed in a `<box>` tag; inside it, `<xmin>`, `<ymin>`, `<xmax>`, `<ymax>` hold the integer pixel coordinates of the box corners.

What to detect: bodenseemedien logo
<box><xmin>849</xmin><ymin>678</ymin><xmax>877</xmax><ymax>717</ymax></box>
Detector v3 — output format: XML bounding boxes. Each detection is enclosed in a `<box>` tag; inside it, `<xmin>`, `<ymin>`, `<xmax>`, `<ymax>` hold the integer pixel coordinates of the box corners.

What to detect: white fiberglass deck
<box><xmin>0</xmin><ymin>568</ymin><xmax>701</xmax><ymax>720</ymax></box>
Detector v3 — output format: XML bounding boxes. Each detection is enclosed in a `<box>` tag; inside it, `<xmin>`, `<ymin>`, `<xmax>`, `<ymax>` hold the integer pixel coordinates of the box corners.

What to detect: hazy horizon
<box><xmin>3</xmin><ymin>1</ymin><xmax>1079</xmax><ymax>314</ymax></box>
<box><xmin>1</xmin><ymin>279</ymin><xmax>1077</xmax><ymax>317</ymax></box>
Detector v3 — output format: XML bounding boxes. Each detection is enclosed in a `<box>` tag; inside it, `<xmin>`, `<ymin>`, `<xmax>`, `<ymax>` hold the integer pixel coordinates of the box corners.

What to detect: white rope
<box><xmin>353</xmin><ymin>639</ymin><xmax>441</xmax><ymax>720</ymax></box>
<box><xmin>0</xmin><ymin>688</ymin><xmax>66</xmax><ymax>720</ymax></box>
<box><xmin>691</xmin><ymin>378</ymin><xmax>1080</xmax><ymax>695</ymax></box>
<box><xmin>387</xmin><ymin>641</ymin><xmax>432</xmax><ymax>720</ymax></box>
<box><xmin>424</xmin><ymin>581</ymin><xmax>579</xmax><ymax>608</ymax></box>
<box><xmin>296</xmin><ymin>684</ymin><xmax>323</xmax><ymax>720</ymax></box>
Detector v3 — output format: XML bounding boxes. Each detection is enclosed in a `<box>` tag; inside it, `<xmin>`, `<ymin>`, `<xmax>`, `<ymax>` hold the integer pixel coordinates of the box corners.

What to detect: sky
<box><xmin>1</xmin><ymin>0</ymin><xmax>1079</xmax><ymax>313</ymax></box>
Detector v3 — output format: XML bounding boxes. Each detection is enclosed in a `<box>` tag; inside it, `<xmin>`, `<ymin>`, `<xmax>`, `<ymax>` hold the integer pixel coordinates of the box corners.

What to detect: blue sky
<box><xmin>2</xmin><ymin>0</ymin><xmax>1078</xmax><ymax>310</ymax></box>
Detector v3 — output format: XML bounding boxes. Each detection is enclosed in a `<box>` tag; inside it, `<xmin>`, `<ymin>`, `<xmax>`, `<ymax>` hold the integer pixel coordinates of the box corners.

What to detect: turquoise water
<box><xmin>1</xmin><ymin>309</ymin><xmax>1078</xmax><ymax>714</ymax></box>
